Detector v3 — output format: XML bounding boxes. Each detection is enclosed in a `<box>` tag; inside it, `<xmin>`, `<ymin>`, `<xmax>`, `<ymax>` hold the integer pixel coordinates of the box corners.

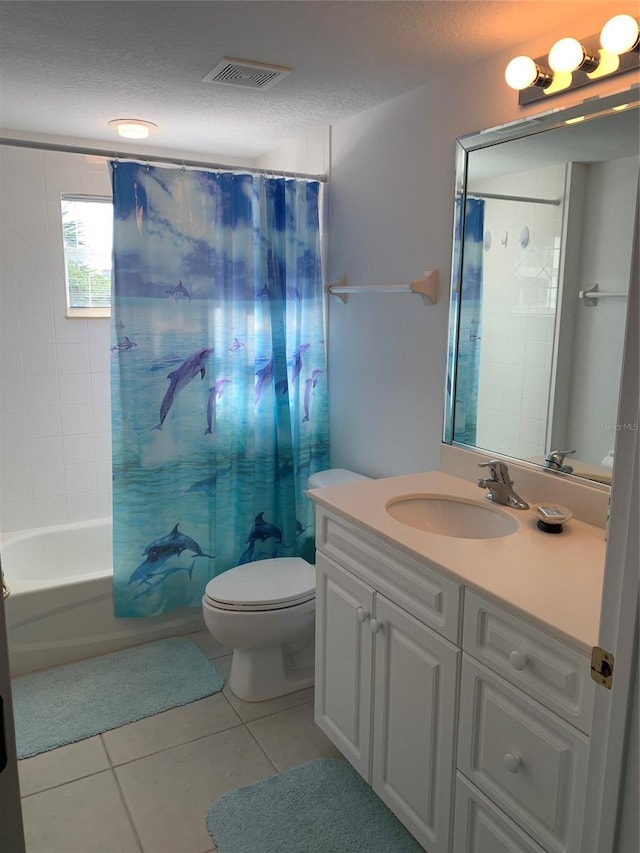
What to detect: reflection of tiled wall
<box><xmin>470</xmin><ymin>164</ymin><xmax>565</xmax><ymax>460</ymax></box>
<box><xmin>0</xmin><ymin>146</ymin><xmax>112</xmax><ymax>532</ymax></box>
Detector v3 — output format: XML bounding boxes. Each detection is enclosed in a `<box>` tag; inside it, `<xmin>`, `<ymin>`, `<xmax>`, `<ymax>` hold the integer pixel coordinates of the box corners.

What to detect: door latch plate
<box><xmin>591</xmin><ymin>646</ymin><xmax>614</xmax><ymax>689</ymax></box>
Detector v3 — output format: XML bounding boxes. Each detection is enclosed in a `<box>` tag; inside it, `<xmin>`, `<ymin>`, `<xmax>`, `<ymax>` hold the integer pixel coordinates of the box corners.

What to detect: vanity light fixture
<box><xmin>108</xmin><ymin>119</ymin><xmax>157</xmax><ymax>139</ymax></box>
<box><xmin>506</xmin><ymin>13</ymin><xmax>640</xmax><ymax>105</ymax></box>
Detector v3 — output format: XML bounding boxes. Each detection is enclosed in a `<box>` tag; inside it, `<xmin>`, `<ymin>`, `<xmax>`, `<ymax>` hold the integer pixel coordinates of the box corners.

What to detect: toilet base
<box><xmin>228</xmin><ymin>642</ymin><xmax>315</xmax><ymax>702</ymax></box>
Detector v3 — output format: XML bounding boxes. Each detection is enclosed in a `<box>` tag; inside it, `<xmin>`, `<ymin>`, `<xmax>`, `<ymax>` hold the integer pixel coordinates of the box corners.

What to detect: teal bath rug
<box><xmin>13</xmin><ymin>637</ymin><xmax>225</xmax><ymax>759</ymax></box>
<box><xmin>206</xmin><ymin>757</ymin><xmax>424</xmax><ymax>853</ymax></box>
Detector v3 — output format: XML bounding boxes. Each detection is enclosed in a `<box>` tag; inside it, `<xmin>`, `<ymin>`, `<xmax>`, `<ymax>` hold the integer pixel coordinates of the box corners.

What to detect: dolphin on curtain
<box><xmin>154</xmin><ymin>347</ymin><xmax>214</xmax><ymax>429</ymax></box>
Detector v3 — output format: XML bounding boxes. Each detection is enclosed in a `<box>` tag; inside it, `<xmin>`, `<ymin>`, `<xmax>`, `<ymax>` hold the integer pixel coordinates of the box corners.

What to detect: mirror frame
<box><xmin>443</xmin><ymin>85</ymin><xmax>640</xmax><ymax>487</ymax></box>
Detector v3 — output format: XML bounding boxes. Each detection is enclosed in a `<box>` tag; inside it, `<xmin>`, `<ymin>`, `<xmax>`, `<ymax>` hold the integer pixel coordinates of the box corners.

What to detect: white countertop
<box><xmin>309</xmin><ymin>470</ymin><xmax>606</xmax><ymax>654</ymax></box>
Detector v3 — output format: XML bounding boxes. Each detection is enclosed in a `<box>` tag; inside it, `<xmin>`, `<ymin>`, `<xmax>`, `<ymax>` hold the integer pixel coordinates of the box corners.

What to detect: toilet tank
<box><xmin>307</xmin><ymin>468</ymin><xmax>371</xmax><ymax>490</ymax></box>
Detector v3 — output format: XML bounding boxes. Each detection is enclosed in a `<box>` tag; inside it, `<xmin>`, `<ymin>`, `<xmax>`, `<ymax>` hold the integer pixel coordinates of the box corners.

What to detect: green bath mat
<box><xmin>13</xmin><ymin>637</ymin><xmax>225</xmax><ymax>759</ymax></box>
<box><xmin>206</xmin><ymin>758</ymin><xmax>424</xmax><ymax>852</ymax></box>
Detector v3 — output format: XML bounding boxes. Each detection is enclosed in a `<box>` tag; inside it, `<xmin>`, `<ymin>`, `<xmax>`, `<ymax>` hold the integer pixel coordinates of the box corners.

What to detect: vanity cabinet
<box><xmin>314</xmin><ymin>509</ymin><xmax>461</xmax><ymax>853</ymax></box>
<box><xmin>313</xmin><ymin>506</ymin><xmax>595</xmax><ymax>853</ymax></box>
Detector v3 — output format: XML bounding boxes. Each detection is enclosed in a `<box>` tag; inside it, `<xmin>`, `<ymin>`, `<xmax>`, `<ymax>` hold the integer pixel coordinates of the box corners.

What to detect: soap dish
<box><xmin>534</xmin><ymin>504</ymin><xmax>573</xmax><ymax>534</ymax></box>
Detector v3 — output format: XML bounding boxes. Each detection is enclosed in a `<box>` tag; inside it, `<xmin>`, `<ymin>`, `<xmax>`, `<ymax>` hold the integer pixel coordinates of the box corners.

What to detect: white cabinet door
<box><xmin>314</xmin><ymin>553</ymin><xmax>374</xmax><ymax>778</ymax></box>
<box><xmin>372</xmin><ymin>594</ymin><xmax>460</xmax><ymax>853</ymax></box>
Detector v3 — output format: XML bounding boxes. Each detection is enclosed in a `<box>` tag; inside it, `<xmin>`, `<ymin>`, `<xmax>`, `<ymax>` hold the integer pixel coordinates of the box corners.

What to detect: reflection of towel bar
<box><xmin>326</xmin><ymin>270</ymin><xmax>438</xmax><ymax>305</ymax></box>
<box><xmin>579</xmin><ymin>283</ymin><xmax>627</xmax><ymax>305</ymax></box>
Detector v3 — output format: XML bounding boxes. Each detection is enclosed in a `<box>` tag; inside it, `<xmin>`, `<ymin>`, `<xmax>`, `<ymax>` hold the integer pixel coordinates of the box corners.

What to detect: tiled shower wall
<box><xmin>0</xmin><ymin>145</ymin><xmax>112</xmax><ymax>532</ymax></box>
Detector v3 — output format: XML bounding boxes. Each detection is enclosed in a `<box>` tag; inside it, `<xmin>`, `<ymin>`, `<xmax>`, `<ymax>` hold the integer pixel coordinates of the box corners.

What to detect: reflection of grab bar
<box><xmin>579</xmin><ymin>283</ymin><xmax>627</xmax><ymax>305</ymax></box>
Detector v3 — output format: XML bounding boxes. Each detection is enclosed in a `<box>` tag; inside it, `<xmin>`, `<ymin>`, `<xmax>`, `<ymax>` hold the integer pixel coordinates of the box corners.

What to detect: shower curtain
<box><xmin>449</xmin><ymin>196</ymin><xmax>484</xmax><ymax>446</ymax></box>
<box><xmin>110</xmin><ymin>163</ymin><xmax>329</xmax><ymax>617</ymax></box>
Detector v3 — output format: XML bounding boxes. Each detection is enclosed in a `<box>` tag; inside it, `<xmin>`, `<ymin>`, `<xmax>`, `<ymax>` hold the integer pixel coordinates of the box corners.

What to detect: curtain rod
<box><xmin>469</xmin><ymin>191</ymin><xmax>561</xmax><ymax>206</ymax></box>
<box><xmin>0</xmin><ymin>137</ymin><xmax>328</xmax><ymax>183</ymax></box>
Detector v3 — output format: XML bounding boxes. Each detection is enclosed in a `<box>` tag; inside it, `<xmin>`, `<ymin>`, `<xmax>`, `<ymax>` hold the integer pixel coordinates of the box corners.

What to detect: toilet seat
<box><xmin>204</xmin><ymin>557</ymin><xmax>315</xmax><ymax>612</ymax></box>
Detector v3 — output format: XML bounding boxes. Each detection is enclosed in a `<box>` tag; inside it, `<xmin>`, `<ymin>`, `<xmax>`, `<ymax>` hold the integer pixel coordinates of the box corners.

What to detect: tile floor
<box><xmin>16</xmin><ymin>630</ymin><xmax>342</xmax><ymax>853</ymax></box>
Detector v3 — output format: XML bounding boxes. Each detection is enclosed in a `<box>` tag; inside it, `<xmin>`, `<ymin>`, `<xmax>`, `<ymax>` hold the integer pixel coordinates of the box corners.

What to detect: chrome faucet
<box><xmin>477</xmin><ymin>460</ymin><xmax>529</xmax><ymax>510</ymax></box>
<box><xmin>543</xmin><ymin>449</ymin><xmax>575</xmax><ymax>474</ymax></box>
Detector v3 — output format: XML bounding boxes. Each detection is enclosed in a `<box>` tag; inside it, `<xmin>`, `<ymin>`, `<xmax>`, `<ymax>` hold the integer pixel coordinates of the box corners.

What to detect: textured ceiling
<box><xmin>0</xmin><ymin>1</ymin><xmax>618</xmax><ymax>158</ymax></box>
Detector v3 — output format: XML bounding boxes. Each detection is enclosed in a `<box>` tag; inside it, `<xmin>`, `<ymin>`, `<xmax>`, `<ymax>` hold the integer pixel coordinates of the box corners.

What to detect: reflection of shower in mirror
<box><xmin>444</xmin><ymin>89</ymin><xmax>639</xmax><ymax>486</ymax></box>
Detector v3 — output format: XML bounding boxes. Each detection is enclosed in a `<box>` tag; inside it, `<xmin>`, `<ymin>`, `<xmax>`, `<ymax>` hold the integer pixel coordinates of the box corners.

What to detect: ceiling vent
<box><xmin>203</xmin><ymin>57</ymin><xmax>292</xmax><ymax>91</ymax></box>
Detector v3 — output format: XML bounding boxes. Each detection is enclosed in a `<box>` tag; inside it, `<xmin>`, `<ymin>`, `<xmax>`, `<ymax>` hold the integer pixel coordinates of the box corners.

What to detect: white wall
<box><xmin>326</xmin><ymin>9</ymin><xmax>639</xmax><ymax>478</ymax></box>
<box><xmin>0</xmin><ymin>146</ymin><xmax>113</xmax><ymax>532</ymax></box>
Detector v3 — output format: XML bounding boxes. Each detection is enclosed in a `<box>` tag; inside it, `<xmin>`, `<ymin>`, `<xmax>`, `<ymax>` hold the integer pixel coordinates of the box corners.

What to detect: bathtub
<box><xmin>2</xmin><ymin>518</ymin><xmax>204</xmax><ymax>676</ymax></box>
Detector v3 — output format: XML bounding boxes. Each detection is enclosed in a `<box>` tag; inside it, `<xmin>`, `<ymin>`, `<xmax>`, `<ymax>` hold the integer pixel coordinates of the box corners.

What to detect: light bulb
<box><xmin>549</xmin><ymin>38</ymin><xmax>585</xmax><ymax>72</ymax></box>
<box><xmin>600</xmin><ymin>14</ymin><xmax>640</xmax><ymax>54</ymax></box>
<box><xmin>505</xmin><ymin>56</ymin><xmax>549</xmax><ymax>90</ymax></box>
<box><xmin>108</xmin><ymin>119</ymin><xmax>157</xmax><ymax>139</ymax></box>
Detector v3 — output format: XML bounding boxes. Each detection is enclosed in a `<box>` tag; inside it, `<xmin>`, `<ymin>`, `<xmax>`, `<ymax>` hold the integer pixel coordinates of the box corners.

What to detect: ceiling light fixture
<box><xmin>505</xmin><ymin>13</ymin><xmax>639</xmax><ymax>105</ymax></box>
<box><xmin>108</xmin><ymin>119</ymin><xmax>157</xmax><ymax>139</ymax></box>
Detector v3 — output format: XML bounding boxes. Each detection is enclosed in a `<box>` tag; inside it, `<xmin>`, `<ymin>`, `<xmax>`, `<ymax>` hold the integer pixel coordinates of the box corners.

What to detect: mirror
<box><xmin>444</xmin><ymin>88</ymin><xmax>639</xmax><ymax>486</ymax></box>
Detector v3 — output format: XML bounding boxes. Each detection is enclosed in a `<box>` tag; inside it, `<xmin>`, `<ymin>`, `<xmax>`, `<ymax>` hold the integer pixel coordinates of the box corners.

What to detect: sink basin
<box><xmin>385</xmin><ymin>494</ymin><xmax>519</xmax><ymax>539</ymax></box>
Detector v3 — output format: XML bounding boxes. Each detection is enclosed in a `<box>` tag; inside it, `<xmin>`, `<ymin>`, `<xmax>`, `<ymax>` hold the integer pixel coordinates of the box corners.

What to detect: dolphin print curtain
<box><xmin>110</xmin><ymin>163</ymin><xmax>329</xmax><ymax>617</ymax></box>
<box><xmin>448</xmin><ymin>197</ymin><xmax>484</xmax><ymax>446</ymax></box>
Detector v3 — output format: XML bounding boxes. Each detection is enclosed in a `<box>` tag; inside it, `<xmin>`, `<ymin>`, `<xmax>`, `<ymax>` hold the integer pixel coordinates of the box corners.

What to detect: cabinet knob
<box><xmin>356</xmin><ymin>607</ymin><xmax>370</xmax><ymax>624</ymax></box>
<box><xmin>503</xmin><ymin>753</ymin><xmax>522</xmax><ymax>774</ymax></box>
<box><xmin>509</xmin><ymin>650</ymin><xmax>529</xmax><ymax>671</ymax></box>
<box><xmin>370</xmin><ymin>619</ymin><xmax>383</xmax><ymax>634</ymax></box>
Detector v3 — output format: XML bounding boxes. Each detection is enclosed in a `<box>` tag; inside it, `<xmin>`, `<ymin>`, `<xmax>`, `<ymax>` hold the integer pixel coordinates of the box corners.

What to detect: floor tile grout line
<box><xmin>222</xmin><ymin>689</ymin><xmax>314</xmax><ymax>725</ymax></box>
<box><xmin>20</xmin><ymin>764</ymin><xmax>115</xmax><ymax>800</ymax></box>
<box><xmin>242</xmin><ymin>719</ymin><xmax>281</xmax><ymax>775</ymax></box>
<box><xmin>100</xmin><ymin>731</ymin><xmax>116</xmax><ymax>769</ymax></box>
<box><xmin>111</xmin><ymin>763</ymin><xmax>146</xmax><ymax>853</ymax></box>
<box><xmin>218</xmin><ymin>688</ymin><xmax>245</xmax><ymax>725</ymax></box>
<box><xmin>105</xmin><ymin>722</ymin><xmax>247</xmax><ymax>770</ymax></box>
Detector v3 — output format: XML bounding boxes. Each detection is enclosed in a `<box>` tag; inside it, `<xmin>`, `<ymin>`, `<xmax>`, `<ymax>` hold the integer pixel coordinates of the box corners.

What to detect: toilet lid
<box><xmin>204</xmin><ymin>557</ymin><xmax>315</xmax><ymax>611</ymax></box>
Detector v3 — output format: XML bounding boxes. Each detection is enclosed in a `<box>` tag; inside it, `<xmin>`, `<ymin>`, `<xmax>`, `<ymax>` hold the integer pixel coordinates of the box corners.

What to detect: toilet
<box><xmin>202</xmin><ymin>468</ymin><xmax>370</xmax><ymax>702</ymax></box>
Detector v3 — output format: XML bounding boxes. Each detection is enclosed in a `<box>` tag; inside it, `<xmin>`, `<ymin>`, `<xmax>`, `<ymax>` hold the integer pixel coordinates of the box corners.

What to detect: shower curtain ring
<box><xmin>180</xmin><ymin>161</ymin><xmax>186</xmax><ymax>175</ymax></box>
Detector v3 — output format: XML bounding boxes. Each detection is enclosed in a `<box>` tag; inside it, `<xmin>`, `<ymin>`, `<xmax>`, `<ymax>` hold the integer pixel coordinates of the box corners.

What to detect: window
<box><xmin>61</xmin><ymin>195</ymin><xmax>113</xmax><ymax>317</ymax></box>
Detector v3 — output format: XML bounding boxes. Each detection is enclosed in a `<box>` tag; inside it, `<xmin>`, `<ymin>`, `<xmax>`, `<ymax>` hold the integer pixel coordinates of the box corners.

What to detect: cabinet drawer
<box><xmin>458</xmin><ymin>656</ymin><xmax>589</xmax><ymax>853</ymax></box>
<box><xmin>316</xmin><ymin>507</ymin><xmax>461</xmax><ymax>643</ymax></box>
<box><xmin>463</xmin><ymin>591</ymin><xmax>594</xmax><ymax>734</ymax></box>
<box><xmin>454</xmin><ymin>773</ymin><xmax>546</xmax><ymax>853</ymax></box>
